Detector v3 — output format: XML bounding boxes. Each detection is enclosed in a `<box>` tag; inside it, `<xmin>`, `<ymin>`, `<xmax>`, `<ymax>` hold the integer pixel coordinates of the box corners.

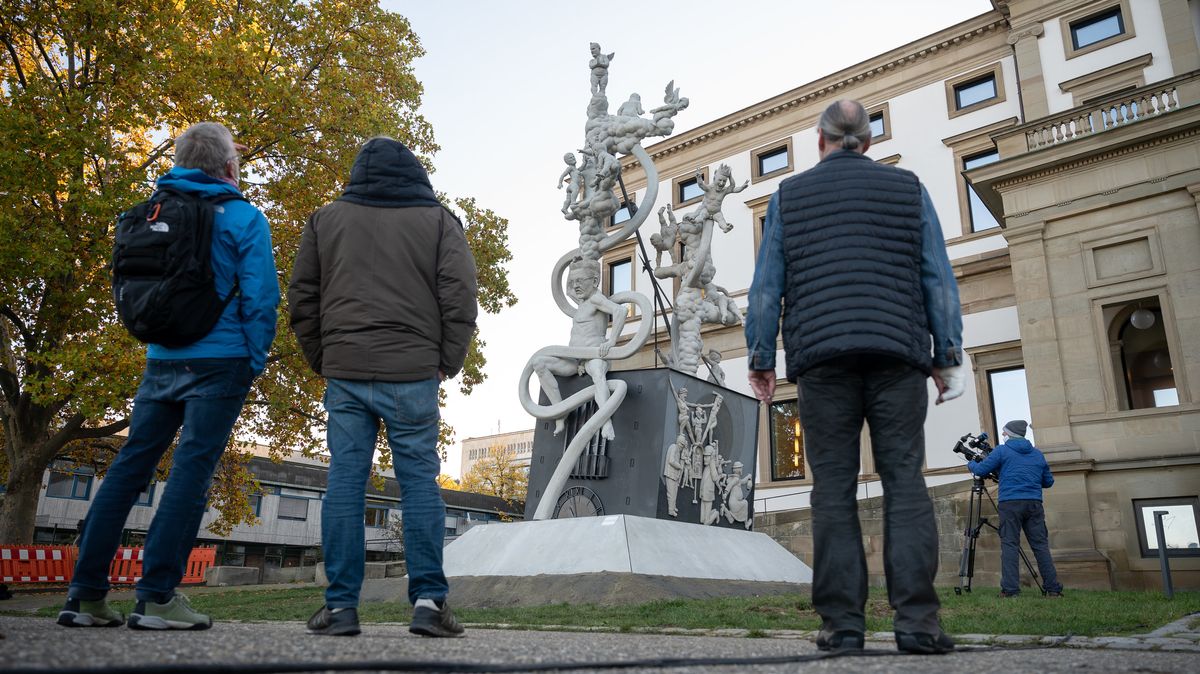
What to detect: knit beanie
<box><xmin>1002</xmin><ymin>419</ymin><xmax>1028</xmax><ymax>438</ymax></box>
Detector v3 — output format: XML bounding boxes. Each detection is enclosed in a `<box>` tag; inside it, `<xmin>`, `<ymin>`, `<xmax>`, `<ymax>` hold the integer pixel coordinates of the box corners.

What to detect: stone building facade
<box><xmin>605</xmin><ymin>0</ymin><xmax>1200</xmax><ymax>589</ymax></box>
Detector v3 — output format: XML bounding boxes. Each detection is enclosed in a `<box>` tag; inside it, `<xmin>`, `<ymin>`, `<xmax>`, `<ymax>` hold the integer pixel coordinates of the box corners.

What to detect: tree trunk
<box><xmin>0</xmin><ymin>454</ymin><xmax>46</xmax><ymax>544</ymax></box>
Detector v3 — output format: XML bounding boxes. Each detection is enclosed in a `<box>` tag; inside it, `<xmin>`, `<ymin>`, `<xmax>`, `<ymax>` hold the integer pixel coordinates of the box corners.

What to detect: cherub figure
<box><xmin>589</xmin><ymin>43</ymin><xmax>614</xmax><ymax>95</ymax></box>
<box><xmin>557</xmin><ymin>152</ymin><xmax>582</xmax><ymax>216</ymax></box>
<box><xmin>617</xmin><ymin>93</ymin><xmax>644</xmax><ymax>118</ymax></box>
<box><xmin>689</xmin><ymin>164</ymin><xmax>748</xmax><ymax>233</ymax></box>
<box><xmin>530</xmin><ymin>258</ymin><xmax>624</xmax><ymax>440</ymax></box>
<box><xmin>651</xmin><ymin>204</ymin><xmax>680</xmax><ymax>268</ymax></box>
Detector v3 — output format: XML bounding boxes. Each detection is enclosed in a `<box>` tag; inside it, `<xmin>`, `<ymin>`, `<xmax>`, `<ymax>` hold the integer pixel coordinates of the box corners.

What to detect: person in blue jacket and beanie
<box><xmin>968</xmin><ymin>419</ymin><xmax>1064</xmax><ymax>597</ymax></box>
<box><xmin>57</xmin><ymin>122</ymin><xmax>279</xmax><ymax>630</ymax></box>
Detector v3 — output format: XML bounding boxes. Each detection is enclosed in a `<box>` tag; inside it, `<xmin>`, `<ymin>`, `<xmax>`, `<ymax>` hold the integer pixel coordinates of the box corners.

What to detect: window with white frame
<box><xmin>769</xmin><ymin>400</ymin><xmax>804</xmax><ymax>481</ymax></box>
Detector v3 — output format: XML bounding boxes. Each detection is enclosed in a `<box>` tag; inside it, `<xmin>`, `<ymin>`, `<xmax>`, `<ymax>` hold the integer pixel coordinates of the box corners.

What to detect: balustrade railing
<box><xmin>1023</xmin><ymin>83</ymin><xmax>1182</xmax><ymax>151</ymax></box>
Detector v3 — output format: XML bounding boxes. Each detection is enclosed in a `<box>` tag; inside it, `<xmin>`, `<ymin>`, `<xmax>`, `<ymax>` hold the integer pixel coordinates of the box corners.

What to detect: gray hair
<box><xmin>817</xmin><ymin>100</ymin><xmax>871</xmax><ymax>151</ymax></box>
<box><xmin>174</xmin><ymin>122</ymin><xmax>237</xmax><ymax>177</ymax></box>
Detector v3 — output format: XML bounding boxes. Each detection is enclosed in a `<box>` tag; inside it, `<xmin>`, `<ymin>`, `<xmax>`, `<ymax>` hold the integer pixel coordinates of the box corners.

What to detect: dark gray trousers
<box><xmin>999</xmin><ymin>500</ymin><xmax>1062</xmax><ymax>594</ymax></box>
<box><xmin>797</xmin><ymin>355</ymin><xmax>941</xmax><ymax>634</ymax></box>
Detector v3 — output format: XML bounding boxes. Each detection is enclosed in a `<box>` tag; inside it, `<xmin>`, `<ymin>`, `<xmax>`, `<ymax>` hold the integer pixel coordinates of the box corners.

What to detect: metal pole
<box><xmin>1153</xmin><ymin>510</ymin><xmax>1174</xmax><ymax>599</ymax></box>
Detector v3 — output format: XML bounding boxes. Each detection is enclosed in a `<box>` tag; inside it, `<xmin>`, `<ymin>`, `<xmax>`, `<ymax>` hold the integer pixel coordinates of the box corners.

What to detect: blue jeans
<box><xmin>999</xmin><ymin>499</ymin><xmax>1062</xmax><ymax>594</ymax></box>
<box><xmin>69</xmin><ymin>358</ymin><xmax>253</xmax><ymax>603</ymax></box>
<box><xmin>797</xmin><ymin>355</ymin><xmax>941</xmax><ymax>635</ymax></box>
<box><xmin>322</xmin><ymin>377</ymin><xmax>447</xmax><ymax>608</ymax></box>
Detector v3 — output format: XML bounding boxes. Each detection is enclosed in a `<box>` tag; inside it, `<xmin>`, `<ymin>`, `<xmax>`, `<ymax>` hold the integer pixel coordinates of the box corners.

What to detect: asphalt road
<box><xmin>3</xmin><ymin>617</ymin><xmax>1199</xmax><ymax>674</ymax></box>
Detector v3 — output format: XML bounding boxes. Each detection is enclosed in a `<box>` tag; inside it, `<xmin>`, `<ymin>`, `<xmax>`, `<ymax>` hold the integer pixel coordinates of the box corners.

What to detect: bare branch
<box><xmin>1</xmin><ymin>35</ymin><xmax>28</xmax><ymax>89</ymax></box>
<box><xmin>70</xmin><ymin>418</ymin><xmax>130</xmax><ymax>440</ymax></box>
<box><xmin>0</xmin><ymin>305</ymin><xmax>35</xmax><ymax>351</ymax></box>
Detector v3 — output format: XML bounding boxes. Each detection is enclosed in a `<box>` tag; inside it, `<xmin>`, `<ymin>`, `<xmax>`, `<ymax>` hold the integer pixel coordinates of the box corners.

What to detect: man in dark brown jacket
<box><xmin>288</xmin><ymin>137</ymin><xmax>478</xmax><ymax>638</ymax></box>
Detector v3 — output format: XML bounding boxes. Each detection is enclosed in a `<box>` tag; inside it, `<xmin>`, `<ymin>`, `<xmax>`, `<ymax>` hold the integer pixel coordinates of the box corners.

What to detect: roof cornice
<box><xmin>623</xmin><ymin>11</ymin><xmax>1010</xmax><ymax>170</ymax></box>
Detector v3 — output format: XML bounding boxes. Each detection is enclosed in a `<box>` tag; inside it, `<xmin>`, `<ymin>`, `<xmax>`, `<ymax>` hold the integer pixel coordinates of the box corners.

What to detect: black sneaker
<box><xmin>409</xmin><ymin>598</ymin><xmax>465</xmax><ymax>638</ymax></box>
<box><xmin>815</xmin><ymin>628</ymin><xmax>864</xmax><ymax>652</ymax></box>
<box><xmin>895</xmin><ymin>630</ymin><xmax>956</xmax><ymax>655</ymax></box>
<box><xmin>307</xmin><ymin>605</ymin><xmax>361</xmax><ymax>636</ymax></box>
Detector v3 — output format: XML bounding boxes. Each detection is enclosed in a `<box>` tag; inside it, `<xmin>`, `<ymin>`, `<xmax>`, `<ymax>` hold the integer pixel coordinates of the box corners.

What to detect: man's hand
<box><xmin>933</xmin><ymin>365</ymin><xmax>965</xmax><ymax>404</ymax></box>
<box><xmin>748</xmin><ymin>369</ymin><xmax>776</xmax><ymax>404</ymax></box>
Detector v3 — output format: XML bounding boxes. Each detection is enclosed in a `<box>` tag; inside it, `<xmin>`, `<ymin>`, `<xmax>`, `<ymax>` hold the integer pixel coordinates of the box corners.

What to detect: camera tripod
<box><xmin>955</xmin><ymin>475</ymin><xmax>1044</xmax><ymax>595</ymax></box>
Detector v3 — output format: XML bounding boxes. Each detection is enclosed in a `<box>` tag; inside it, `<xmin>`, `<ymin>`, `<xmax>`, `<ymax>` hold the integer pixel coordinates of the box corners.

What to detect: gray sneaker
<box><xmin>128</xmin><ymin>592</ymin><xmax>212</xmax><ymax>630</ymax></box>
<box><xmin>57</xmin><ymin>597</ymin><xmax>125</xmax><ymax>627</ymax></box>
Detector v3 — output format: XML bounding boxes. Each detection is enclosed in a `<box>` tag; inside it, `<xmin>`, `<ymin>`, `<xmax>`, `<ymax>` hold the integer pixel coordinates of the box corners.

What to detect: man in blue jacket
<box><xmin>58</xmin><ymin>122</ymin><xmax>279</xmax><ymax>630</ymax></box>
<box><xmin>968</xmin><ymin>419</ymin><xmax>1063</xmax><ymax>597</ymax></box>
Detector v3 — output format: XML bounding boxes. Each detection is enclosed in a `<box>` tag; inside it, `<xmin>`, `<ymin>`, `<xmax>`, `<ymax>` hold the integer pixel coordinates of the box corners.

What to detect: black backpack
<box><xmin>112</xmin><ymin>188</ymin><xmax>243</xmax><ymax>347</ymax></box>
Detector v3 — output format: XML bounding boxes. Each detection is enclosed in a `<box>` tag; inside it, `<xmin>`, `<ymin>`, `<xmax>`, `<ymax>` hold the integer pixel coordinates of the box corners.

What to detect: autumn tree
<box><xmin>459</xmin><ymin>444</ymin><xmax>528</xmax><ymax>506</ymax></box>
<box><xmin>0</xmin><ymin>0</ymin><xmax>515</xmax><ymax>543</ymax></box>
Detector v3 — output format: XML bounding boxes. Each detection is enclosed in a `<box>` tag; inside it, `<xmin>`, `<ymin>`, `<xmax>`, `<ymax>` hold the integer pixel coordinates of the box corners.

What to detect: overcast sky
<box><xmin>380</xmin><ymin>0</ymin><xmax>995</xmax><ymax>477</ymax></box>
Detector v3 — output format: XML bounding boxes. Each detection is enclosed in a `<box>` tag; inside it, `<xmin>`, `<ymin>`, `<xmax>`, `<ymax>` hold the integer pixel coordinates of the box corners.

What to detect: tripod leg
<box><xmin>1018</xmin><ymin>545</ymin><xmax>1044</xmax><ymax>594</ymax></box>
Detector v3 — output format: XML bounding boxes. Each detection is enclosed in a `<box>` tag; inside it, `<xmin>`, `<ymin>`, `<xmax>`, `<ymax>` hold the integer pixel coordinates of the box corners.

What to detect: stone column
<box><xmin>1007</xmin><ymin>23</ymin><xmax>1048</xmax><ymax>121</ymax></box>
<box><xmin>1159</xmin><ymin>0</ymin><xmax>1200</xmax><ymax>74</ymax></box>
<box><xmin>1003</xmin><ymin>222</ymin><xmax>1080</xmax><ymax>460</ymax></box>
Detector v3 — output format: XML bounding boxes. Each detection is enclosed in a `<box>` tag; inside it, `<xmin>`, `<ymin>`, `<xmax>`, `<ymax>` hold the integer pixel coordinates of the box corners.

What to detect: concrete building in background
<box><xmin>602</xmin><ymin>0</ymin><xmax>1199</xmax><ymax>589</ymax></box>
<box><xmin>460</xmin><ymin>429</ymin><xmax>536</xmax><ymax>477</ymax></box>
<box><xmin>30</xmin><ymin>443</ymin><xmax>521</xmax><ymax>582</ymax></box>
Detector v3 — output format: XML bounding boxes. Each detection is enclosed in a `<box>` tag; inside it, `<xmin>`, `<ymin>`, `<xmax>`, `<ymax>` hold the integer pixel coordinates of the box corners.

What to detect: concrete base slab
<box><xmin>442</xmin><ymin>515</ymin><xmax>812</xmax><ymax>583</ymax></box>
<box><xmin>204</xmin><ymin>566</ymin><xmax>260</xmax><ymax>587</ymax></box>
<box><xmin>360</xmin><ymin>572</ymin><xmax>807</xmax><ymax>608</ymax></box>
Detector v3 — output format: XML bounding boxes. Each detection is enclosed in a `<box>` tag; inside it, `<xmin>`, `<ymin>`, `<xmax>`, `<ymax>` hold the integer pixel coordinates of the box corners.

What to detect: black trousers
<box><xmin>999</xmin><ymin>500</ymin><xmax>1062</xmax><ymax>594</ymax></box>
<box><xmin>797</xmin><ymin>355</ymin><xmax>941</xmax><ymax>634</ymax></box>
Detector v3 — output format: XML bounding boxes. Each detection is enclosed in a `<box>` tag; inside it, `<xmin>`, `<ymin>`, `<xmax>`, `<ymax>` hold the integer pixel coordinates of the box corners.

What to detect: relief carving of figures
<box><xmin>665</xmin><ymin>386</ymin><xmax>743</xmax><ymax>526</ymax></box>
<box><xmin>720</xmin><ymin>461</ymin><xmax>754</xmax><ymax>529</ymax></box>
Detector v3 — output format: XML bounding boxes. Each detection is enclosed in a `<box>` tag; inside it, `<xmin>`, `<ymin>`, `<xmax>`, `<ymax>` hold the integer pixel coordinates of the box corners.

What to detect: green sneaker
<box><xmin>57</xmin><ymin>597</ymin><xmax>125</xmax><ymax>627</ymax></box>
<box><xmin>128</xmin><ymin>592</ymin><xmax>212</xmax><ymax>630</ymax></box>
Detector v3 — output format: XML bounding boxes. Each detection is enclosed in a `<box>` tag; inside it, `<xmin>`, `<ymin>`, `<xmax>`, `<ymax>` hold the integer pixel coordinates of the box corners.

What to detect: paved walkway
<box><xmin>1</xmin><ymin>613</ymin><xmax>1198</xmax><ymax>674</ymax></box>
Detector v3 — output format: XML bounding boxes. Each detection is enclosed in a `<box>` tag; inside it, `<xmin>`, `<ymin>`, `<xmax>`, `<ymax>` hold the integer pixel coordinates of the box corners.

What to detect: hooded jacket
<box><xmin>287</xmin><ymin>138</ymin><xmax>479</xmax><ymax>381</ymax></box>
<box><xmin>968</xmin><ymin>436</ymin><xmax>1054</xmax><ymax>502</ymax></box>
<box><xmin>146</xmin><ymin>167</ymin><xmax>280</xmax><ymax>373</ymax></box>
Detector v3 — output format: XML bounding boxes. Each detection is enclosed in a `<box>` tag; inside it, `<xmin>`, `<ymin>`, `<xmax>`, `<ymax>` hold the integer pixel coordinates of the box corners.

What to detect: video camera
<box><xmin>952</xmin><ymin>432</ymin><xmax>992</xmax><ymax>463</ymax></box>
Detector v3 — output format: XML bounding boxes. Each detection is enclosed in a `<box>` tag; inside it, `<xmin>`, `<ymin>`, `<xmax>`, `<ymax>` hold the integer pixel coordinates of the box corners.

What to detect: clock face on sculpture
<box><xmin>554</xmin><ymin>486</ymin><xmax>605</xmax><ymax>518</ymax></box>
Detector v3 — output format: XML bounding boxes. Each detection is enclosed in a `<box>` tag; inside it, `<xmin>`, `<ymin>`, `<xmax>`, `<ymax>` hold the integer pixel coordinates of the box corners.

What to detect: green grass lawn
<box><xmin>16</xmin><ymin>586</ymin><xmax>1199</xmax><ymax>637</ymax></box>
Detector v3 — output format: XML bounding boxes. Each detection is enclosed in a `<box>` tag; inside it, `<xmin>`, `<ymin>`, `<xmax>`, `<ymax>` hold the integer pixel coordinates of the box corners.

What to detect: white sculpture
<box><xmin>703</xmin><ymin>349</ymin><xmax>727</xmax><ymax>387</ymax></box>
<box><xmin>653</xmin><ymin>163</ymin><xmax>747</xmax><ymax>375</ymax></box>
<box><xmin>557</xmin><ymin>152</ymin><xmax>582</xmax><ymax>216</ymax></box>
<box><xmin>521</xmin><ymin>44</ymin><xmax>686</xmax><ymax>520</ymax></box>
<box><xmin>589</xmin><ymin>43</ymin><xmax>614</xmax><ymax>95</ymax></box>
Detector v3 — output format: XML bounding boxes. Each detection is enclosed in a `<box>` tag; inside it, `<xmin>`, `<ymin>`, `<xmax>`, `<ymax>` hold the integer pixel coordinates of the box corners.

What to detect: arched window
<box><xmin>1108</xmin><ymin>299</ymin><xmax>1177</xmax><ymax>410</ymax></box>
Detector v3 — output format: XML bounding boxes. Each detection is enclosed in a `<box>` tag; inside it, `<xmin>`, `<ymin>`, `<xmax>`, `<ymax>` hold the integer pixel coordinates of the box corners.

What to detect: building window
<box><xmin>365</xmin><ymin>502</ymin><xmax>390</xmax><ymax>528</ymax></box>
<box><xmin>607</xmin><ymin>257</ymin><xmax>631</xmax><ymax>296</ymax></box>
<box><xmin>987</xmin><ymin>367</ymin><xmax>1033</xmax><ymax>444</ymax></box>
<box><xmin>134</xmin><ymin>483</ymin><xmax>156</xmax><ymax>507</ymax></box>
<box><xmin>867</xmin><ymin>103</ymin><xmax>891</xmax><ymax>143</ymax></box>
<box><xmin>672</xmin><ymin>167</ymin><xmax>709</xmax><ymax>209</ymax></box>
<box><xmin>610</xmin><ymin>197</ymin><xmax>635</xmax><ymax>228</ymax></box>
<box><xmin>679</xmin><ymin>178</ymin><xmax>702</xmax><ymax>202</ymax></box>
<box><xmin>248</xmin><ymin>493</ymin><xmax>263</xmax><ymax>517</ymax></box>
<box><xmin>277</xmin><ymin>496</ymin><xmax>309</xmax><ymax>521</ymax></box>
<box><xmin>1133</xmin><ymin>497</ymin><xmax>1200</xmax><ymax>558</ymax></box>
<box><xmin>955</xmin><ymin>75</ymin><xmax>997</xmax><ymax>110</ymax></box>
<box><xmin>963</xmin><ymin>150</ymin><xmax>1001</xmax><ymax>232</ymax></box>
<box><xmin>750</xmin><ymin>138</ymin><xmax>793</xmax><ymax>183</ymax></box>
<box><xmin>945</xmin><ymin>64</ymin><xmax>1006</xmax><ymax>119</ymax></box>
<box><xmin>46</xmin><ymin>471</ymin><xmax>93</xmax><ymax>500</ymax></box>
<box><xmin>769</xmin><ymin>400</ymin><xmax>804</xmax><ymax>481</ymax></box>
<box><xmin>1072</xmin><ymin>7</ymin><xmax>1124</xmax><ymax>50</ymax></box>
<box><xmin>1108</xmin><ymin>300</ymin><xmax>1178</xmax><ymax>410</ymax></box>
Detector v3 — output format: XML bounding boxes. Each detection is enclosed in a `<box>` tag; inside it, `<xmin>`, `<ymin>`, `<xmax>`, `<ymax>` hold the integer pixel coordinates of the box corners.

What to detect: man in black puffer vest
<box><xmin>745</xmin><ymin>101</ymin><xmax>965</xmax><ymax>655</ymax></box>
